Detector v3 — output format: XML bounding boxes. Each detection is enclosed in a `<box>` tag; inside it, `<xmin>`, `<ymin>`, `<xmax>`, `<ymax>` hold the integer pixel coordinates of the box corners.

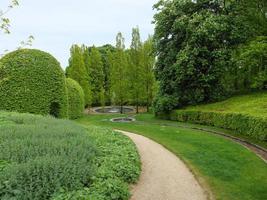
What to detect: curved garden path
<box><xmin>116</xmin><ymin>130</ymin><xmax>208</xmax><ymax>200</ymax></box>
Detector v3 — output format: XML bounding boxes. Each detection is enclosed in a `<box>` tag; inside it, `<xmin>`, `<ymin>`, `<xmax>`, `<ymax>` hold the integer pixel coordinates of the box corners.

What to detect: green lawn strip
<box><xmin>77</xmin><ymin>114</ymin><xmax>267</xmax><ymax>200</ymax></box>
<box><xmin>135</xmin><ymin>113</ymin><xmax>267</xmax><ymax>149</ymax></box>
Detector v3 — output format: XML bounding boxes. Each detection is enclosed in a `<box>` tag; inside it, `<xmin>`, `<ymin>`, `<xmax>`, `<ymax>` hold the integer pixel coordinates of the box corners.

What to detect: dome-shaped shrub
<box><xmin>66</xmin><ymin>78</ymin><xmax>85</xmax><ymax>119</ymax></box>
<box><xmin>0</xmin><ymin>49</ymin><xmax>68</xmax><ymax>118</ymax></box>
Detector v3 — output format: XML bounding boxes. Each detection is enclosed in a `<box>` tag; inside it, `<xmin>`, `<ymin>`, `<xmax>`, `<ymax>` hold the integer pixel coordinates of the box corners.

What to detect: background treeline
<box><xmin>66</xmin><ymin>27</ymin><xmax>157</xmax><ymax>112</ymax></box>
<box><xmin>153</xmin><ymin>0</ymin><xmax>267</xmax><ymax>113</ymax></box>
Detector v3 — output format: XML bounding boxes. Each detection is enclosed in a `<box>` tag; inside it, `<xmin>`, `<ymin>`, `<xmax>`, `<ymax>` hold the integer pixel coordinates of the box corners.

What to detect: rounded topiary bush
<box><xmin>0</xmin><ymin>49</ymin><xmax>68</xmax><ymax>118</ymax></box>
<box><xmin>66</xmin><ymin>78</ymin><xmax>85</xmax><ymax>119</ymax></box>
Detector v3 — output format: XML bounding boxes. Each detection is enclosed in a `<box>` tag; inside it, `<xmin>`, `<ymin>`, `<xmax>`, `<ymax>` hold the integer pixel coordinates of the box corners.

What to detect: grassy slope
<box><xmin>77</xmin><ymin>114</ymin><xmax>267</xmax><ymax>200</ymax></box>
<box><xmin>184</xmin><ymin>92</ymin><xmax>267</xmax><ymax>118</ymax></box>
<box><xmin>0</xmin><ymin>112</ymin><xmax>140</xmax><ymax>200</ymax></box>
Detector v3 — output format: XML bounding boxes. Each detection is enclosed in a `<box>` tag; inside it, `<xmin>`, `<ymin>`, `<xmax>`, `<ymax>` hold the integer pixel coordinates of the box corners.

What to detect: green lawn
<box><xmin>77</xmin><ymin>113</ymin><xmax>267</xmax><ymax>200</ymax></box>
<box><xmin>184</xmin><ymin>92</ymin><xmax>267</xmax><ymax>118</ymax></box>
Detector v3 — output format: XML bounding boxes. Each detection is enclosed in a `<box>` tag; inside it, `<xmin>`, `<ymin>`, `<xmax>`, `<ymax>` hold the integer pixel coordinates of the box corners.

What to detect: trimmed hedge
<box><xmin>168</xmin><ymin>110</ymin><xmax>267</xmax><ymax>141</ymax></box>
<box><xmin>0</xmin><ymin>49</ymin><xmax>68</xmax><ymax>118</ymax></box>
<box><xmin>66</xmin><ymin>78</ymin><xmax>85</xmax><ymax>119</ymax></box>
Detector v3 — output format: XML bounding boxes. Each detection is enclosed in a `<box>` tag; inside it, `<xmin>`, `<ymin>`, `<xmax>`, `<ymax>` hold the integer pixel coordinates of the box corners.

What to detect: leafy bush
<box><xmin>232</xmin><ymin>36</ymin><xmax>267</xmax><ymax>90</ymax></box>
<box><xmin>153</xmin><ymin>94</ymin><xmax>178</xmax><ymax>114</ymax></box>
<box><xmin>66</xmin><ymin>78</ymin><xmax>85</xmax><ymax>119</ymax></box>
<box><xmin>0</xmin><ymin>112</ymin><xmax>96</xmax><ymax>200</ymax></box>
<box><xmin>53</xmin><ymin>127</ymin><xmax>141</xmax><ymax>200</ymax></box>
<box><xmin>0</xmin><ymin>112</ymin><xmax>141</xmax><ymax>200</ymax></box>
<box><xmin>169</xmin><ymin>110</ymin><xmax>267</xmax><ymax>141</ymax></box>
<box><xmin>0</xmin><ymin>49</ymin><xmax>68</xmax><ymax>118</ymax></box>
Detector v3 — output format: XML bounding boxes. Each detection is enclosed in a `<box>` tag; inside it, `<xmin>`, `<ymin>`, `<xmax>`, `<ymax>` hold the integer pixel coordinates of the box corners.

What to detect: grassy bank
<box><xmin>166</xmin><ymin>92</ymin><xmax>267</xmax><ymax>142</ymax></box>
<box><xmin>183</xmin><ymin>92</ymin><xmax>267</xmax><ymax>118</ymax></box>
<box><xmin>0</xmin><ymin>112</ymin><xmax>140</xmax><ymax>200</ymax></box>
<box><xmin>77</xmin><ymin>113</ymin><xmax>267</xmax><ymax>200</ymax></box>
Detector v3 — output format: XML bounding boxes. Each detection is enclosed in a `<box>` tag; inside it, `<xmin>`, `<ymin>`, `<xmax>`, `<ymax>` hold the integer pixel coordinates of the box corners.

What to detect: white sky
<box><xmin>0</xmin><ymin>0</ymin><xmax>157</xmax><ymax>68</ymax></box>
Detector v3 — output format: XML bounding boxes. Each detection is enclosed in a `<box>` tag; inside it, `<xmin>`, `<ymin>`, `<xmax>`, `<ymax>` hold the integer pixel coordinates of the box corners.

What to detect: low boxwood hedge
<box><xmin>168</xmin><ymin>110</ymin><xmax>267</xmax><ymax>141</ymax></box>
<box><xmin>66</xmin><ymin>78</ymin><xmax>85</xmax><ymax>119</ymax></box>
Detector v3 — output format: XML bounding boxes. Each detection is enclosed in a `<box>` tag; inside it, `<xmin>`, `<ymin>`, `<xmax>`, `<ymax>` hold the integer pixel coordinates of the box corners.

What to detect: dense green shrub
<box><xmin>153</xmin><ymin>94</ymin><xmax>177</xmax><ymax>114</ymax></box>
<box><xmin>0</xmin><ymin>49</ymin><xmax>68</xmax><ymax>118</ymax></box>
<box><xmin>231</xmin><ymin>36</ymin><xmax>267</xmax><ymax>90</ymax></box>
<box><xmin>66</xmin><ymin>78</ymin><xmax>85</xmax><ymax>119</ymax></box>
<box><xmin>0</xmin><ymin>112</ymin><xmax>96</xmax><ymax>200</ymax></box>
<box><xmin>52</xmin><ymin>127</ymin><xmax>141</xmax><ymax>200</ymax></box>
<box><xmin>0</xmin><ymin>112</ymin><xmax>141</xmax><ymax>200</ymax></box>
<box><xmin>169</xmin><ymin>110</ymin><xmax>267</xmax><ymax>141</ymax></box>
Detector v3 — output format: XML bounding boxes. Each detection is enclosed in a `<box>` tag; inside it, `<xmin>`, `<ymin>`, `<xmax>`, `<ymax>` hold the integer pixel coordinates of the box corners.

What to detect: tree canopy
<box><xmin>153</xmin><ymin>0</ymin><xmax>267</xmax><ymax>113</ymax></box>
<box><xmin>66</xmin><ymin>30</ymin><xmax>157</xmax><ymax>112</ymax></box>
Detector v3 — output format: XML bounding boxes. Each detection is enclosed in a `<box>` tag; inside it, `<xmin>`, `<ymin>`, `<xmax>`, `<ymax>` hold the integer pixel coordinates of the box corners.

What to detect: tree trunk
<box><xmin>120</xmin><ymin>104</ymin><xmax>123</xmax><ymax>114</ymax></box>
<box><xmin>136</xmin><ymin>104</ymin><xmax>139</xmax><ymax>114</ymax></box>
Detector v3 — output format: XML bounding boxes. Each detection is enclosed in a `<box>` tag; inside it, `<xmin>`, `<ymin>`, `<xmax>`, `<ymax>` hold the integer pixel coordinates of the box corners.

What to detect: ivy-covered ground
<box><xmin>0</xmin><ymin>112</ymin><xmax>140</xmax><ymax>200</ymax></box>
<box><xmin>77</xmin><ymin>113</ymin><xmax>267</xmax><ymax>200</ymax></box>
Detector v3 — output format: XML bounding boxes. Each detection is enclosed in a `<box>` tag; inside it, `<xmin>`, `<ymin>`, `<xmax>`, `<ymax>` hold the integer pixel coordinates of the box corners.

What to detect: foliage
<box><xmin>170</xmin><ymin>110</ymin><xmax>267</xmax><ymax>141</ymax></box>
<box><xmin>66</xmin><ymin>45</ymin><xmax>92</xmax><ymax>107</ymax></box>
<box><xmin>87</xmin><ymin>46</ymin><xmax>105</xmax><ymax>106</ymax></box>
<box><xmin>0</xmin><ymin>0</ymin><xmax>19</xmax><ymax>34</ymax></box>
<box><xmin>128</xmin><ymin>27</ymin><xmax>144</xmax><ymax>113</ymax></box>
<box><xmin>0</xmin><ymin>49</ymin><xmax>68</xmax><ymax>118</ymax></box>
<box><xmin>153</xmin><ymin>94</ymin><xmax>177</xmax><ymax>114</ymax></box>
<box><xmin>153</xmin><ymin>0</ymin><xmax>267</xmax><ymax>113</ymax></box>
<box><xmin>52</xmin><ymin>127</ymin><xmax>141</xmax><ymax>200</ymax></box>
<box><xmin>142</xmin><ymin>36</ymin><xmax>157</xmax><ymax>112</ymax></box>
<box><xmin>0</xmin><ymin>112</ymin><xmax>96</xmax><ymax>200</ymax></box>
<box><xmin>183</xmin><ymin>92</ymin><xmax>267</xmax><ymax>118</ymax></box>
<box><xmin>231</xmin><ymin>36</ymin><xmax>267</xmax><ymax>90</ymax></box>
<box><xmin>110</xmin><ymin>32</ymin><xmax>130</xmax><ymax>112</ymax></box>
<box><xmin>0</xmin><ymin>112</ymin><xmax>141</xmax><ymax>200</ymax></box>
<box><xmin>68</xmin><ymin>30</ymin><xmax>157</xmax><ymax>112</ymax></box>
<box><xmin>97</xmin><ymin>45</ymin><xmax>116</xmax><ymax>105</ymax></box>
<box><xmin>0</xmin><ymin>0</ymin><xmax>34</xmax><ymax>56</ymax></box>
<box><xmin>166</xmin><ymin>92</ymin><xmax>267</xmax><ymax>141</ymax></box>
<box><xmin>66</xmin><ymin>78</ymin><xmax>85</xmax><ymax>119</ymax></box>
<box><xmin>77</xmin><ymin>113</ymin><xmax>267</xmax><ymax>200</ymax></box>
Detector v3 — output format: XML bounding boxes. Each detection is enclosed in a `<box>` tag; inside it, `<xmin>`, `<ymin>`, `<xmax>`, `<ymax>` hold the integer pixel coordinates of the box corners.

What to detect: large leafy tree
<box><xmin>153</xmin><ymin>0</ymin><xmax>267</xmax><ymax>113</ymax></box>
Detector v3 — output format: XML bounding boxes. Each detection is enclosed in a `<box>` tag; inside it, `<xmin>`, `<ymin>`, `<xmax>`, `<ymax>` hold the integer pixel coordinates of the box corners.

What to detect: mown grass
<box><xmin>183</xmin><ymin>92</ymin><xmax>267</xmax><ymax>118</ymax></box>
<box><xmin>0</xmin><ymin>112</ymin><xmax>140</xmax><ymax>200</ymax></box>
<box><xmin>77</xmin><ymin>113</ymin><xmax>267</xmax><ymax>200</ymax></box>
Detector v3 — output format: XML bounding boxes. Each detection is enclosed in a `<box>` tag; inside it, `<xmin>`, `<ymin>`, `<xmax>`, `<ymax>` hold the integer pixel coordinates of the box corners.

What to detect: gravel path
<box><xmin>116</xmin><ymin>130</ymin><xmax>208</xmax><ymax>200</ymax></box>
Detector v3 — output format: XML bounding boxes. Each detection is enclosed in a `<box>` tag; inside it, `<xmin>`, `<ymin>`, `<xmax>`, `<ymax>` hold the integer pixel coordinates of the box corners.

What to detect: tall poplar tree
<box><xmin>129</xmin><ymin>27</ymin><xmax>144</xmax><ymax>113</ymax></box>
<box><xmin>66</xmin><ymin>45</ymin><xmax>91</xmax><ymax>107</ymax></box>
<box><xmin>110</xmin><ymin>32</ymin><xmax>129</xmax><ymax>113</ymax></box>
<box><xmin>142</xmin><ymin>36</ymin><xmax>156</xmax><ymax>112</ymax></box>
<box><xmin>87</xmin><ymin>46</ymin><xmax>105</xmax><ymax>105</ymax></box>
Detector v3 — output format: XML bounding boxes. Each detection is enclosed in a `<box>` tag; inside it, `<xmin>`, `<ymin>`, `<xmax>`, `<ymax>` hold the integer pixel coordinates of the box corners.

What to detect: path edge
<box><xmin>114</xmin><ymin>129</ymin><xmax>215</xmax><ymax>200</ymax></box>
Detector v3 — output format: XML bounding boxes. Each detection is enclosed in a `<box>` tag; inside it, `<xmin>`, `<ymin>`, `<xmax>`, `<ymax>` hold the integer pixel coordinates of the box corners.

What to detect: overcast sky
<box><xmin>0</xmin><ymin>0</ymin><xmax>157</xmax><ymax>68</ymax></box>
